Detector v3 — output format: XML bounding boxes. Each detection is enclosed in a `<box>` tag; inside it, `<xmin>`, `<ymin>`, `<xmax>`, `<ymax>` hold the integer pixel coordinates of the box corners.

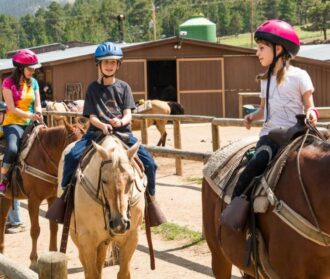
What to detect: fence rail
<box><xmin>42</xmin><ymin>111</ymin><xmax>330</xmax><ymax>175</ymax></box>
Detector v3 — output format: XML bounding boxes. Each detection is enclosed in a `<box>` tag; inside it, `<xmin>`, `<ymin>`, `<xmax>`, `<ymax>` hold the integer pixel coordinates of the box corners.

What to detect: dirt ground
<box><xmin>2</xmin><ymin>123</ymin><xmax>261</xmax><ymax>278</ymax></box>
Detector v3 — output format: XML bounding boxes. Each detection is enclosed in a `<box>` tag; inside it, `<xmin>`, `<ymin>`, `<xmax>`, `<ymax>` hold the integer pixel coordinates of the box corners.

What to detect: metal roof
<box><xmin>298</xmin><ymin>44</ymin><xmax>330</xmax><ymax>61</ymax></box>
<box><xmin>0</xmin><ymin>42</ymin><xmax>141</xmax><ymax>72</ymax></box>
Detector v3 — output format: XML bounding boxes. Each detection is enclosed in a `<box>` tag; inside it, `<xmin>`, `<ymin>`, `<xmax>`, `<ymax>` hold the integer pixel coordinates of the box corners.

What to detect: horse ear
<box><xmin>92</xmin><ymin>141</ymin><xmax>109</xmax><ymax>160</ymax></box>
<box><xmin>127</xmin><ymin>141</ymin><xmax>140</xmax><ymax>161</ymax></box>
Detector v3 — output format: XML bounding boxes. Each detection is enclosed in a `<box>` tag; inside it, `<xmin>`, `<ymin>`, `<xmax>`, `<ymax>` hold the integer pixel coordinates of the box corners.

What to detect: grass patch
<box><xmin>185</xmin><ymin>176</ymin><xmax>203</xmax><ymax>185</ymax></box>
<box><xmin>148</xmin><ymin>222</ymin><xmax>204</xmax><ymax>244</ymax></box>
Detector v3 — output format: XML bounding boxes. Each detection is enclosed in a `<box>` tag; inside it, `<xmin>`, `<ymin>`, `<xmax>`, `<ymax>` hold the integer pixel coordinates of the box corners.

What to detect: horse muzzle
<box><xmin>109</xmin><ymin>217</ymin><xmax>131</xmax><ymax>234</ymax></box>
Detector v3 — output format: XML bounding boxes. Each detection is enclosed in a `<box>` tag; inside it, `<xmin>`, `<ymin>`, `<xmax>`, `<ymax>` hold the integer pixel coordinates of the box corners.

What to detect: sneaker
<box><xmin>0</xmin><ymin>183</ymin><xmax>6</xmax><ymax>197</ymax></box>
<box><xmin>5</xmin><ymin>224</ymin><xmax>26</xmax><ymax>234</ymax></box>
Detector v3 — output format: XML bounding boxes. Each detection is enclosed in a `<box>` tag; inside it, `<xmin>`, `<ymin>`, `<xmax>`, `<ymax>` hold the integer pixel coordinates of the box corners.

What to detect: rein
<box><xmin>21</xmin><ymin>126</ymin><xmax>79</xmax><ymax>184</ymax></box>
<box><xmin>296</xmin><ymin>124</ymin><xmax>329</xmax><ymax>246</ymax></box>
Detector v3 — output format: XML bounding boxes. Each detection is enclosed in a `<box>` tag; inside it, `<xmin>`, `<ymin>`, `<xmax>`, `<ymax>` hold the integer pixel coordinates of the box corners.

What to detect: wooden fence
<box><xmin>42</xmin><ymin>111</ymin><xmax>330</xmax><ymax>175</ymax></box>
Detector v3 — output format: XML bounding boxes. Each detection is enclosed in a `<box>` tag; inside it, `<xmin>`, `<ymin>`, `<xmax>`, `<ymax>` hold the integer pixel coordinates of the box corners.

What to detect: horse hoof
<box><xmin>29</xmin><ymin>261</ymin><xmax>38</xmax><ymax>272</ymax></box>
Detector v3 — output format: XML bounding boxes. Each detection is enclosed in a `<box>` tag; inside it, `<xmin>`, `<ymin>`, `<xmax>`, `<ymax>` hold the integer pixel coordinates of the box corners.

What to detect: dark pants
<box><xmin>3</xmin><ymin>125</ymin><xmax>26</xmax><ymax>168</ymax></box>
<box><xmin>61</xmin><ymin>131</ymin><xmax>157</xmax><ymax>195</ymax></box>
<box><xmin>232</xmin><ymin>135</ymin><xmax>279</xmax><ymax>200</ymax></box>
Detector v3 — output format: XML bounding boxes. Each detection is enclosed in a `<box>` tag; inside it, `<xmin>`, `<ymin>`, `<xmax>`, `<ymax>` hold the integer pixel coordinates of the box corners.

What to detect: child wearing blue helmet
<box><xmin>61</xmin><ymin>42</ymin><xmax>158</xmax><ymax>200</ymax></box>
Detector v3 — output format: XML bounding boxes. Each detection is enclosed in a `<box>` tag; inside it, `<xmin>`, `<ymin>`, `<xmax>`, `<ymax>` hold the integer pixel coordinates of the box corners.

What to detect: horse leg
<box><xmin>155</xmin><ymin>120</ymin><xmax>167</xmax><ymax>147</ymax></box>
<box><xmin>117</xmin><ymin>231</ymin><xmax>138</xmax><ymax>279</ymax></box>
<box><xmin>47</xmin><ymin>197</ymin><xmax>58</xmax><ymax>251</ymax></box>
<box><xmin>28</xmin><ymin>197</ymin><xmax>42</xmax><ymax>269</ymax></box>
<box><xmin>0</xmin><ymin>198</ymin><xmax>12</xmax><ymax>253</ymax></box>
<box><xmin>77</xmin><ymin>236</ymin><xmax>101</xmax><ymax>279</ymax></box>
<box><xmin>202</xmin><ymin>179</ymin><xmax>232</xmax><ymax>279</ymax></box>
<box><xmin>96</xmin><ymin>240</ymin><xmax>109</xmax><ymax>273</ymax></box>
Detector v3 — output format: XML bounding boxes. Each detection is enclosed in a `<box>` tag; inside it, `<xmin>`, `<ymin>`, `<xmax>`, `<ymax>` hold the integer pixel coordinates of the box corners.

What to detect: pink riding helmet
<box><xmin>12</xmin><ymin>49</ymin><xmax>41</xmax><ymax>69</ymax></box>
<box><xmin>254</xmin><ymin>19</ymin><xmax>300</xmax><ymax>56</ymax></box>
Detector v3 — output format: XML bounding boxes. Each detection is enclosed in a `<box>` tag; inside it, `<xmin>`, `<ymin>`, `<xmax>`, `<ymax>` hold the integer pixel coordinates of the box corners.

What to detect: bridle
<box><xmin>96</xmin><ymin>158</ymin><xmax>134</xmax><ymax>233</ymax></box>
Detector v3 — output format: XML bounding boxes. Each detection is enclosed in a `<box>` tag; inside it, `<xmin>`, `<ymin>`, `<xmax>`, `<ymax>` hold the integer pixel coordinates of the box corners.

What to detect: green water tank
<box><xmin>179</xmin><ymin>16</ymin><xmax>217</xmax><ymax>43</ymax></box>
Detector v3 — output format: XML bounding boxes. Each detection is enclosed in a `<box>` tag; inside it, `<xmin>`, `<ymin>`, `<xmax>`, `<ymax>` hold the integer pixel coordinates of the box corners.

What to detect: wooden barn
<box><xmin>0</xmin><ymin>37</ymin><xmax>329</xmax><ymax>118</ymax></box>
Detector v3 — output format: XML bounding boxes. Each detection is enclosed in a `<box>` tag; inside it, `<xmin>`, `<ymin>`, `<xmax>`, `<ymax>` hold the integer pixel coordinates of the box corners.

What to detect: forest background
<box><xmin>0</xmin><ymin>0</ymin><xmax>329</xmax><ymax>58</ymax></box>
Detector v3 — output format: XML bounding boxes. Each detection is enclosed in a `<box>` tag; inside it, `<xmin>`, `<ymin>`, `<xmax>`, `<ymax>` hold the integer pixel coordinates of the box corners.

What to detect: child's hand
<box><xmin>306</xmin><ymin>109</ymin><xmax>318</xmax><ymax>127</ymax></box>
<box><xmin>244</xmin><ymin>114</ymin><xmax>253</xmax><ymax>130</ymax></box>
<box><xmin>102</xmin><ymin>123</ymin><xmax>112</xmax><ymax>135</ymax></box>
<box><xmin>109</xmin><ymin>118</ymin><xmax>122</xmax><ymax>128</ymax></box>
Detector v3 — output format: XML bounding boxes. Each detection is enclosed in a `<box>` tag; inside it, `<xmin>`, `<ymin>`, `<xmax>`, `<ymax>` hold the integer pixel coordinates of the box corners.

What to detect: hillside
<box><xmin>0</xmin><ymin>0</ymin><xmax>75</xmax><ymax>16</ymax></box>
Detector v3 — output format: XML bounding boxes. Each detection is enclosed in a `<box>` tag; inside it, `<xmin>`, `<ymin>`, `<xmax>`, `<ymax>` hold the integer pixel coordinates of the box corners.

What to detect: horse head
<box><xmin>92</xmin><ymin>137</ymin><xmax>140</xmax><ymax>235</ymax></box>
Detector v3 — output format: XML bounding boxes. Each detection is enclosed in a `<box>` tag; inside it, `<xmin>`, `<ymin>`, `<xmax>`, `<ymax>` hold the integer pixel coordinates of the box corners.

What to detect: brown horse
<box><xmin>58</xmin><ymin>135</ymin><xmax>145</xmax><ymax>279</ymax></box>
<box><xmin>0</xmin><ymin>123</ymin><xmax>84</xmax><ymax>269</ymax></box>
<box><xmin>202</xmin><ymin>136</ymin><xmax>330</xmax><ymax>278</ymax></box>
<box><xmin>131</xmin><ymin>99</ymin><xmax>184</xmax><ymax>146</ymax></box>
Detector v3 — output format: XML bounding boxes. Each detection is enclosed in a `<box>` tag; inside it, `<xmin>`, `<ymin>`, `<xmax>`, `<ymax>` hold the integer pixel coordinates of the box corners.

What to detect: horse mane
<box><xmin>38</xmin><ymin>125</ymin><xmax>67</xmax><ymax>147</ymax></box>
<box><xmin>167</xmin><ymin>101</ymin><xmax>184</xmax><ymax>115</ymax></box>
<box><xmin>102</xmin><ymin>136</ymin><xmax>130</xmax><ymax>171</ymax></box>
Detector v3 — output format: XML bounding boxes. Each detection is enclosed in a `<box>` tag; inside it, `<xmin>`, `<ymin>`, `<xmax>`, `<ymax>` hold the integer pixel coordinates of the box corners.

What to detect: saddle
<box><xmin>133</xmin><ymin>100</ymin><xmax>153</xmax><ymax>114</ymax></box>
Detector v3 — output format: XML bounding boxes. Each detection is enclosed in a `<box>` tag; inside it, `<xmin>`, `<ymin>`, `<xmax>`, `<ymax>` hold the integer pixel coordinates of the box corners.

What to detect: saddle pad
<box><xmin>203</xmin><ymin>136</ymin><xmax>258</xmax><ymax>204</ymax></box>
<box><xmin>133</xmin><ymin>100</ymin><xmax>153</xmax><ymax>113</ymax></box>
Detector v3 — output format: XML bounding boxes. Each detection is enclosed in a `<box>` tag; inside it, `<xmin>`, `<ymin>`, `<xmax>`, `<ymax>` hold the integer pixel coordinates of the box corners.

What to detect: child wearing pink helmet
<box><xmin>0</xmin><ymin>49</ymin><xmax>43</xmax><ymax>196</ymax></box>
<box><xmin>222</xmin><ymin>20</ymin><xmax>318</xmax><ymax>230</ymax></box>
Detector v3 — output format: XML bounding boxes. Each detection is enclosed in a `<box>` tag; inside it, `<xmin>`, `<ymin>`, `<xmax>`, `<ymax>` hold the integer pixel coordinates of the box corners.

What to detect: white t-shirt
<box><xmin>259</xmin><ymin>66</ymin><xmax>314</xmax><ymax>137</ymax></box>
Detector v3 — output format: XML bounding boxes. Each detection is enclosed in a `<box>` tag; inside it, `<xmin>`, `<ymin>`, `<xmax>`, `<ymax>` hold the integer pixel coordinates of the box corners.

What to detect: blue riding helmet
<box><xmin>94</xmin><ymin>42</ymin><xmax>123</xmax><ymax>62</ymax></box>
<box><xmin>0</xmin><ymin>102</ymin><xmax>6</xmax><ymax>112</ymax></box>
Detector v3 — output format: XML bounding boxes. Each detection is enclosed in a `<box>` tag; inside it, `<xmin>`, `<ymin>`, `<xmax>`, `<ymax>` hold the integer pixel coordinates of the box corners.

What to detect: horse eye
<box><xmin>102</xmin><ymin>178</ymin><xmax>107</xmax><ymax>184</ymax></box>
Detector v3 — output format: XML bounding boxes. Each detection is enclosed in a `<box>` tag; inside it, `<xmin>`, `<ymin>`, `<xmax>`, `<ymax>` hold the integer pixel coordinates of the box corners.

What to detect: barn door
<box><xmin>177</xmin><ymin>58</ymin><xmax>225</xmax><ymax>117</ymax></box>
<box><xmin>117</xmin><ymin>59</ymin><xmax>147</xmax><ymax>101</ymax></box>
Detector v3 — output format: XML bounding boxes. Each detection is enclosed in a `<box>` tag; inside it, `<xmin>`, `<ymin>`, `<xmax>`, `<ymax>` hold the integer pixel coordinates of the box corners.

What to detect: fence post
<box><xmin>141</xmin><ymin>119</ymin><xmax>149</xmax><ymax>145</ymax></box>
<box><xmin>211</xmin><ymin>122</ymin><xmax>220</xmax><ymax>151</ymax></box>
<box><xmin>38</xmin><ymin>252</ymin><xmax>67</xmax><ymax>279</ymax></box>
<box><xmin>173</xmin><ymin>120</ymin><xmax>182</xmax><ymax>175</ymax></box>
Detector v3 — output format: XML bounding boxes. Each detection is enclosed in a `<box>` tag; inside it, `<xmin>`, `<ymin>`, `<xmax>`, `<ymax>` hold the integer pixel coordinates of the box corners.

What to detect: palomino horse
<box><xmin>131</xmin><ymin>99</ymin><xmax>184</xmax><ymax>146</ymax></box>
<box><xmin>0</xmin><ymin>123</ymin><xmax>84</xmax><ymax>269</ymax></box>
<box><xmin>45</xmin><ymin>100</ymin><xmax>88</xmax><ymax>128</ymax></box>
<box><xmin>59</xmin><ymin>135</ymin><xmax>145</xmax><ymax>279</ymax></box>
<box><xmin>202</xmin><ymin>134</ymin><xmax>330</xmax><ymax>278</ymax></box>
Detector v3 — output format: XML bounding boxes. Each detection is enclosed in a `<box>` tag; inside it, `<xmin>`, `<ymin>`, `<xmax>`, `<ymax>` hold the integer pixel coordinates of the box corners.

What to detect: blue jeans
<box><xmin>3</xmin><ymin>125</ymin><xmax>26</xmax><ymax>168</ymax></box>
<box><xmin>7</xmin><ymin>200</ymin><xmax>22</xmax><ymax>226</ymax></box>
<box><xmin>61</xmin><ymin>131</ymin><xmax>157</xmax><ymax>195</ymax></box>
<box><xmin>126</xmin><ymin>133</ymin><xmax>157</xmax><ymax>196</ymax></box>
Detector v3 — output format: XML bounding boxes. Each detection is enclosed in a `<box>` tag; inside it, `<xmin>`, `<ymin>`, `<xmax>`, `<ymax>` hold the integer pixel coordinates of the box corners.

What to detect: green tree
<box><xmin>307</xmin><ymin>0</ymin><xmax>330</xmax><ymax>40</ymax></box>
<box><xmin>228</xmin><ymin>12</ymin><xmax>243</xmax><ymax>36</ymax></box>
<box><xmin>278</xmin><ymin>0</ymin><xmax>296</xmax><ymax>23</ymax></box>
<box><xmin>0</xmin><ymin>14</ymin><xmax>19</xmax><ymax>57</ymax></box>
<box><xmin>261</xmin><ymin>0</ymin><xmax>279</xmax><ymax>19</ymax></box>
<box><xmin>44</xmin><ymin>2</ymin><xmax>66</xmax><ymax>42</ymax></box>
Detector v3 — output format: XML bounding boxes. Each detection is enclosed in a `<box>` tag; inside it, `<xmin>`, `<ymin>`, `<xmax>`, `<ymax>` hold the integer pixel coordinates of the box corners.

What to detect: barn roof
<box><xmin>298</xmin><ymin>44</ymin><xmax>330</xmax><ymax>61</ymax></box>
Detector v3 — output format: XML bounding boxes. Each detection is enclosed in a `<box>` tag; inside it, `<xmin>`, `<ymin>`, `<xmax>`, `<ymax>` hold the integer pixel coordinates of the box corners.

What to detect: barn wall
<box><xmin>52</xmin><ymin>58</ymin><xmax>96</xmax><ymax>100</ymax></box>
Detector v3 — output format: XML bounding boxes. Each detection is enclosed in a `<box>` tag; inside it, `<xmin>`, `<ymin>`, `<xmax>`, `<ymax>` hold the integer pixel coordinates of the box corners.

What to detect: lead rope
<box><xmin>296</xmin><ymin>128</ymin><xmax>329</xmax><ymax>246</ymax></box>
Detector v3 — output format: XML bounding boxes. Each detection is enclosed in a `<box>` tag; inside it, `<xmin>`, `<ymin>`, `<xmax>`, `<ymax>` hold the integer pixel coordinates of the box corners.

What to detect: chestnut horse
<box><xmin>58</xmin><ymin>135</ymin><xmax>145</xmax><ymax>279</ymax></box>
<box><xmin>131</xmin><ymin>99</ymin><xmax>184</xmax><ymax>146</ymax></box>
<box><xmin>0</xmin><ymin>123</ymin><xmax>84</xmax><ymax>269</ymax></box>
<box><xmin>202</xmin><ymin>136</ymin><xmax>330</xmax><ymax>278</ymax></box>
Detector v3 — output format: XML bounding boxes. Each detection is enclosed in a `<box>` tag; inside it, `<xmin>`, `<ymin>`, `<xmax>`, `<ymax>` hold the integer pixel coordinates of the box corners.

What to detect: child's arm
<box><xmin>109</xmin><ymin>109</ymin><xmax>132</xmax><ymax>128</ymax></box>
<box><xmin>303</xmin><ymin>91</ymin><xmax>318</xmax><ymax>126</ymax></box>
<box><xmin>244</xmin><ymin>98</ymin><xmax>265</xmax><ymax>129</ymax></box>
<box><xmin>90</xmin><ymin>114</ymin><xmax>112</xmax><ymax>134</ymax></box>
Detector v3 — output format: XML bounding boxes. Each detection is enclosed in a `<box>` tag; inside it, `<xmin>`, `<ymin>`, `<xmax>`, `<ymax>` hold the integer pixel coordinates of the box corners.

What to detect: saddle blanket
<box><xmin>133</xmin><ymin>100</ymin><xmax>152</xmax><ymax>114</ymax></box>
<box><xmin>203</xmin><ymin>136</ymin><xmax>258</xmax><ymax>204</ymax></box>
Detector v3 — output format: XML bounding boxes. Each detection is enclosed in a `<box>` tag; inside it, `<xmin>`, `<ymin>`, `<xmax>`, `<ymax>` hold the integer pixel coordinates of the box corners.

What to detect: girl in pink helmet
<box><xmin>0</xmin><ymin>49</ymin><xmax>43</xmax><ymax>196</ymax></box>
<box><xmin>222</xmin><ymin>20</ymin><xmax>318</xmax><ymax>231</ymax></box>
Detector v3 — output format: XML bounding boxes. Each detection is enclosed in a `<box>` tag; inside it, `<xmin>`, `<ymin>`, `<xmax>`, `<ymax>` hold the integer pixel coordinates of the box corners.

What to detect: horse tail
<box><xmin>167</xmin><ymin>102</ymin><xmax>184</xmax><ymax>115</ymax></box>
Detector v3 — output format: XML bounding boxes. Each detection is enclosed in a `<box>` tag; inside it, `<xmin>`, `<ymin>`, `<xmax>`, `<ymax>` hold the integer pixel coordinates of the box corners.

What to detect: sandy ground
<box><xmin>2</xmin><ymin>123</ymin><xmax>261</xmax><ymax>278</ymax></box>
